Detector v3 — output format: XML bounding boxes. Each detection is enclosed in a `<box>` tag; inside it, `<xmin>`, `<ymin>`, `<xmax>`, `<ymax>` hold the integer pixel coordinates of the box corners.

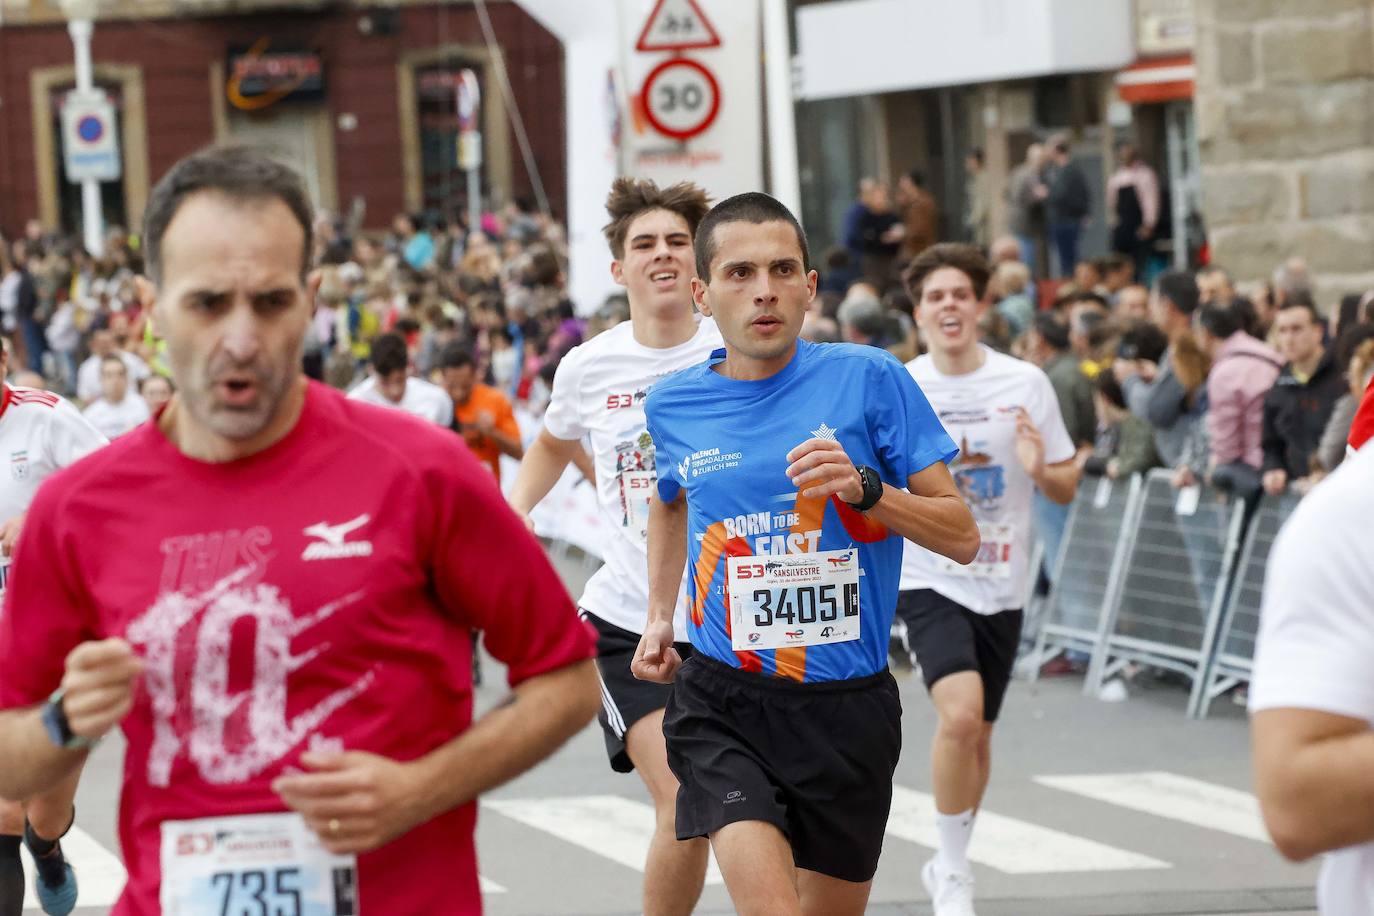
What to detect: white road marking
<box><xmin>1035</xmin><ymin>771</ymin><xmax>1269</xmax><ymax>842</ymax></box>
<box><xmin>484</xmin><ymin>795</ymin><xmax>724</xmax><ymax>885</ymax></box>
<box><xmin>885</xmin><ymin>785</ymin><xmax>1169</xmax><ymax>874</ymax></box>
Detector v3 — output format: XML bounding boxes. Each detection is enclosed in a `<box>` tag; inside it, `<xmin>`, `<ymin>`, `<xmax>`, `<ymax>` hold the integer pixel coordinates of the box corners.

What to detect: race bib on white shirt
<box><xmin>618</xmin><ymin>469</ymin><xmax>655</xmax><ymax>544</ymax></box>
<box><xmin>728</xmin><ymin>549</ymin><xmax>861</xmax><ymax>651</ymax></box>
<box><xmin>937</xmin><ymin>522</ymin><xmax>1015</xmax><ymax>579</ymax></box>
<box><xmin>160</xmin><ymin>813</ymin><xmax>359</xmax><ymax>916</ymax></box>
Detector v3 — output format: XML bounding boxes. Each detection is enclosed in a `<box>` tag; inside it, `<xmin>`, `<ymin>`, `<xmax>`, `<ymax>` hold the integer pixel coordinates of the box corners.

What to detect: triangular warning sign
<box><xmin>635</xmin><ymin>0</ymin><xmax>722</xmax><ymax>53</ymax></box>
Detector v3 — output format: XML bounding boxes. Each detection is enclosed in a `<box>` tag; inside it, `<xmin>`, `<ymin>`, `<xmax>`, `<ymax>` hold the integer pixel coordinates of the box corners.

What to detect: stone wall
<box><xmin>1195</xmin><ymin>0</ymin><xmax>1374</xmax><ymax>306</ymax></box>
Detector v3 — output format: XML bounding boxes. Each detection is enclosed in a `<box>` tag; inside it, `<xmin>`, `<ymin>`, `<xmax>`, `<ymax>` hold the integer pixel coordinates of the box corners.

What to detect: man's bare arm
<box><xmin>867</xmin><ymin>462</ymin><xmax>980</xmax><ymax>564</ymax></box>
<box><xmin>508</xmin><ymin>428</ymin><xmax>585</xmax><ymax>517</ymax></box>
<box><xmin>0</xmin><ymin>639</ymin><xmax>143</xmax><ymax>800</ymax></box>
<box><xmin>631</xmin><ymin>491</ymin><xmax>688</xmax><ymax>683</ymax></box>
<box><xmin>1253</xmin><ymin>707</ymin><xmax>1374</xmax><ymax>861</ymax></box>
<box><xmin>275</xmin><ymin>658</ymin><xmax>600</xmax><ymax>854</ymax></box>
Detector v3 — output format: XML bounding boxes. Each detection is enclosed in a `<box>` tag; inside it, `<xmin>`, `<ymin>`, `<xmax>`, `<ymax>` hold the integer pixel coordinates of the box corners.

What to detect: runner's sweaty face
<box><xmin>693</xmin><ymin>219</ymin><xmax>817</xmax><ymax>374</ymax></box>
<box><xmin>150</xmin><ymin>191</ymin><xmax>311</xmax><ymax>443</ymax></box>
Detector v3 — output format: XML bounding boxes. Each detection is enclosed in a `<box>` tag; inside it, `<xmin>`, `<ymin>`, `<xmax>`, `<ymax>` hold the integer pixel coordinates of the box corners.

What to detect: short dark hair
<box><xmin>1198</xmin><ymin>302</ymin><xmax>1242</xmax><ymax>340</ymax></box>
<box><xmin>100</xmin><ymin>354</ymin><xmax>127</xmax><ymax>372</ymax></box>
<box><xmin>1032</xmin><ymin>313</ymin><xmax>1070</xmax><ymax>352</ymax></box>
<box><xmin>370</xmin><ymin>333</ymin><xmax>409</xmax><ymax>376</ymax></box>
<box><xmin>1095</xmin><ymin>368</ymin><xmax>1127</xmax><ymax>410</ymax></box>
<box><xmin>694</xmin><ymin>192</ymin><xmax>811</xmax><ymax>282</ymax></box>
<box><xmin>1155</xmin><ymin>269</ymin><xmax>1200</xmax><ymax>316</ymax></box>
<box><xmin>437</xmin><ymin>343</ymin><xmax>475</xmax><ymax>372</ymax></box>
<box><xmin>603</xmin><ymin>177</ymin><xmax>712</xmax><ymax>261</ymax></box>
<box><xmin>902</xmin><ymin>243</ymin><xmax>991</xmax><ymax>303</ymax></box>
<box><xmin>142</xmin><ymin>145</ymin><xmax>314</xmax><ymax>284</ymax></box>
<box><xmin>1278</xmin><ymin>293</ymin><xmax>1321</xmax><ymax>325</ymax></box>
<box><xmin>1097</xmin><ymin>253</ymin><xmax>1131</xmax><ymax>276</ymax></box>
<box><xmin>140</xmin><ymin>374</ymin><xmax>174</xmax><ymax>394</ymax></box>
<box><xmin>1117</xmin><ymin>321</ymin><xmax>1169</xmax><ymax>364</ymax></box>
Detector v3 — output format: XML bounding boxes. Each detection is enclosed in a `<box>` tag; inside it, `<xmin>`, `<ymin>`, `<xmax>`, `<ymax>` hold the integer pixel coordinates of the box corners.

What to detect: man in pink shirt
<box><xmin>1195</xmin><ymin>301</ymin><xmax>1283</xmax><ymax>495</ymax></box>
<box><xmin>0</xmin><ymin>145</ymin><xmax>599</xmax><ymax>914</ymax></box>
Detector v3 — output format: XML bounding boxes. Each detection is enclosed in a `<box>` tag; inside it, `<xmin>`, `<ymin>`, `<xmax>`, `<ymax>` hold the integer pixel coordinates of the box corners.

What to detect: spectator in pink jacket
<box><xmin>1196</xmin><ymin>302</ymin><xmax>1283</xmax><ymax>495</ymax></box>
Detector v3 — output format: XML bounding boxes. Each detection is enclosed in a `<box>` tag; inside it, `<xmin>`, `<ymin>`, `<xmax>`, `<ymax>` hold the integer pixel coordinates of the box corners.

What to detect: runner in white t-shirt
<box><xmin>347</xmin><ymin>332</ymin><xmax>452</xmax><ymax>426</ymax></box>
<box><xmin>897</xmin><ymin>244</ymin><xmax>1079</xmax><ymax>916</ymax></box>
<box><xmin>508</xmin><ymin>178</ymin><xmax>720</xmax><ymax>916</ymax></box>
<box><xmin>0</xmin><ymin>342</ymin><xmax>108</xmax><ymax>916</ymax></box>
<box><xmin>1251</xmin><ymin>442</ymin><xmax>1374</xmax><ymax>915</ymax></box>
<box><xmin>81</xmin><ymin>355</ymin><xmax>152</xmax><ymax>439</ymax></box>
<box><xmin>75</xmin><ymin>329</ymin><xmax>150</xmax><ymax>405</ymax></box>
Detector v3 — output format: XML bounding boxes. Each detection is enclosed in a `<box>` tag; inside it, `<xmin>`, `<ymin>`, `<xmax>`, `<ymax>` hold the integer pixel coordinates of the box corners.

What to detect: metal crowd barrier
<box><xmin>1084</xmin><ymin>469</ymin><xmax>1248</xmax><ymax>718</ymax></box>
<box><xmin>1193</xmin><ymin>489</ymin><xmax>1302</xmax><ymax>718</ymax></box>
<box><xmin>1026</xmin><ymin>474</ymin><xmax>1144</xmax><ymax>682</ymax></box>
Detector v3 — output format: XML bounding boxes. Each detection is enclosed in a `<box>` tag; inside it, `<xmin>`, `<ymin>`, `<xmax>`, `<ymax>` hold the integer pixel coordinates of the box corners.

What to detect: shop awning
<box><xmin>1116</xmin><ymin>55</ymin><xmax>1195</xmax><ymax>104</ymax></box>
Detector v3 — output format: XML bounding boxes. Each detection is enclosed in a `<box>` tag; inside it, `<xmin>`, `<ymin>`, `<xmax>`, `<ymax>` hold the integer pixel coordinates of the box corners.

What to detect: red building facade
<box><xmin>0</xmin><ymin>1</ymin><xmax>566</xmax><ymax>239</ymax></box>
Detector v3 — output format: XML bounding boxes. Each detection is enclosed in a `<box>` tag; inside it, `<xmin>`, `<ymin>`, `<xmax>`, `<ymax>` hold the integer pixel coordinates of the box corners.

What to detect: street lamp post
<box><xmin>60</xmin><ymin>0</ymin><xmax>104</xmax><ymax>258</ymax></box>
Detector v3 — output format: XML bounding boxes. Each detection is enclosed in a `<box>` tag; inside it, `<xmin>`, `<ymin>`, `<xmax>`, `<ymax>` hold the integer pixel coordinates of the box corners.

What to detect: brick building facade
<box><xmin>0</xmin><ymin>0</ymin><xmax>566</xmax><ymax>239</ymax></box>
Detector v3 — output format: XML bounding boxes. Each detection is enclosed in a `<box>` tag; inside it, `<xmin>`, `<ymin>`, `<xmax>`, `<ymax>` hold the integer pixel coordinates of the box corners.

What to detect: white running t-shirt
<box><xmin>542</xmin><ymin>318</ymin><xmax>722</xmax><ymax>636</ymax></box>
<box><xmin>899</xmin><ymin>347</ymin><xmax>1075</xmax><ymax>614</ymax></box>
<box><xmin>0</xmin><ymin>385</ymin><xmax>108</xmax><ymax>596</ymax></box>
<box><xmin>1250</xmin><ymin>443</ymin><xmax>1374</xmax><ymax>916</ymax></box>
<box><xmin>348</xmin><ymin>375</ymin><xmax>454</xmax><ymax>427</ymax></box>
<box><xmin>76</xmin><ymin>351</ymin><xmax>150</xmax><ymax>404</ymax></box>
<box><xmin>83</xmin><ymin>393</ymin><xmax>151</xmax><ymax>440</ymax></box>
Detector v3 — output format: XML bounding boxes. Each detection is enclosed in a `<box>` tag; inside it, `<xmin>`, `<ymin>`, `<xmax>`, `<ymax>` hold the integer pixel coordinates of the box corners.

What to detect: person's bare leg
<box><xmin>930</xmin><ymin>671</ymin><xmax>988</xmax><ymax>814</ymax></box>
<box><xmin>710</xmin><ymin>820</ymin><xmax>800</xmax><ymax>916</ymax></box>
<box><xmin>624</xmin><ymin>710</ymin><xmax>709</xmax><ymax>916</ymax></box>
<box><xmin>797</xmin><ymin>868</ymin><xmax>872</xmax><ymax>916</ymax></box>
<box><xmin>25</xmin><ymin>769</ymin><xmax>79</xmax><ymax>841</ymax></box>
<box><xmin>973</xmin><ymin>722</ymin><xmax>994</xmax><ymax>807</ymax></box>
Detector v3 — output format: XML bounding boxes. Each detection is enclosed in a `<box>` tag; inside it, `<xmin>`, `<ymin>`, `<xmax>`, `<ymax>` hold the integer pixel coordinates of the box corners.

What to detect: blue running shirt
<box><xmin>645</xmin><ymin>341</ymin><xmax>957</xmax><ymax>683</ymax></box>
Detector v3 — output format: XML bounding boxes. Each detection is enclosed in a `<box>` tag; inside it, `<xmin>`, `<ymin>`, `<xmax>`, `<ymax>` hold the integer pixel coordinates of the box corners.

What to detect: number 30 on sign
<box><xmin>641</xmin><ymin>58</ymin><xmax>721</xmax><ymax>142</ymax></box>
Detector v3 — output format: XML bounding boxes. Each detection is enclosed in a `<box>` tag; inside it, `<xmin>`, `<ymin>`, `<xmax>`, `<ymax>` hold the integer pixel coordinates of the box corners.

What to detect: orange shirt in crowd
<box><xmin>454</xmin><ymin>383</ymin><xmax>520</xmax><ymax>482</ymax></box>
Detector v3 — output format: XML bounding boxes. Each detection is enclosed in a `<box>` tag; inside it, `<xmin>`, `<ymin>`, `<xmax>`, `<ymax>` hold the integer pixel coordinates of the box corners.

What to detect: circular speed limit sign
<box><xmin>641</xmin><ymin>58</ymin><xmax>721</xmax><ymax>142</ymax></box>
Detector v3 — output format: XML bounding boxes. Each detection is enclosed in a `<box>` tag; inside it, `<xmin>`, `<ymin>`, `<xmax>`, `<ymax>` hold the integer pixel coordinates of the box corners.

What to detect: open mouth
<box><xmin>938</xmin><ymin>315</ymin><xmax>964</xmax><ymax>338</ymax></box>
<box><xmin>650</xmin><ymin>270</ymin><xmax>678</xmax><ymax>289</ymax></box>
<box><xmin>216</xmin><ymin>375</ymin><xmax>260</xmax><ymax>407</ymax></box>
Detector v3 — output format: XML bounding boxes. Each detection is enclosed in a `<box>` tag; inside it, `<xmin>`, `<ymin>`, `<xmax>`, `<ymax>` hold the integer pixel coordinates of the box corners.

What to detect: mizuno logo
<box><xmin>302</xmin><ymin>514</ymin><xmax>374</xmax><ymax>561</ymax></box>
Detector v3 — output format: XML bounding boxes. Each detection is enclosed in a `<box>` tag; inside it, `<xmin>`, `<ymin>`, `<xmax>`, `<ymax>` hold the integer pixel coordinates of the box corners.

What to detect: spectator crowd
<box><xmin>0</xmin><ymin>200</ymin><xmax>610</xmax><ymax>459</ymax></box>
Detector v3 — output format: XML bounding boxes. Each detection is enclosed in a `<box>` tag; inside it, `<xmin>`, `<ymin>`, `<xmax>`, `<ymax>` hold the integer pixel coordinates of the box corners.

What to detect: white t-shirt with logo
<box><xmin>542</xmin><ymin>317</ymin><xmax>722</xmax><ymax>636</ymax></box>
<box><xmin>0</xmin><ymin>385</ymin><xmax>108</xmax><ymax>596</ymax></box>
<box><xmin>83</xmin><ymin>393</ymin><xmax>152</xmax><ymax>440</ymax></box>
<box><xmin>899</xmin><ymin>347</ymin><xmax>1075</xmax><ymax>614</ymax></box>
<box><xmin>348</xmin><ymin>375</ymin><xmax>453</xmax><ymax>427</ymax></box>
<box><xmin>1250</xmin><ymin>443</ymin><xmax>1374</xmax><ymax>915</ymax></box>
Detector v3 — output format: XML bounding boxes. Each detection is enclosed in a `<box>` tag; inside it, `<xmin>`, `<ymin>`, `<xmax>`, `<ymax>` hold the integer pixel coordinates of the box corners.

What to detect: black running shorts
<box><xmin>663</xmin><ymin>654</ymin><xmax>902</xmax><ymax>883</ymax></box>
<box><xmin>582</xmin><ymin>611</ymin><xmax>694</xmax><ymax>774</ymax></box>
<box><xmin>896</xmin><ymin>588</ymin><xmax>1023</xmax><ymax>722</ymax></box>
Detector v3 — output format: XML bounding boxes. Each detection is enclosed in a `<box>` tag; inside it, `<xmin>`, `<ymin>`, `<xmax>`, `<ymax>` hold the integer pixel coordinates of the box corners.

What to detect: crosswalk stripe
<box><xmin>885</xmin><ymin>786</ymin><xmax>1169</xmax><ymax>874</ymax></box>
<box><xmin>22</xmin><ymin>826</ymin><xmax>126</xmax><ymax>910</ymax></box>
<box><xmin>1034</xmin><ymin>771</ymin><xmax>1269</xmax><ymax>843</ymax></box>
<box><xmin>483</xmin><ymin>795</ymin><xmax>724</xmax><ymax>885</ymax></box>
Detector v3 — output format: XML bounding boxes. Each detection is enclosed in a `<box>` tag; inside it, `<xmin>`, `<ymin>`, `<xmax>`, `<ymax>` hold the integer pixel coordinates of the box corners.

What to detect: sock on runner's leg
<box><xmin>23</xmin><ymin>818</ymin><xmax>71</xmax><ymax>888</ymax></box>
<box><xmin>0</xmin><ymin>835</ymin><xmax>24</xmax><ymax>916</ymax></box>
<box><xmin>935</xmin><ymin>809</ymin><xmax>975</xmax><ymax>873</ymax></box>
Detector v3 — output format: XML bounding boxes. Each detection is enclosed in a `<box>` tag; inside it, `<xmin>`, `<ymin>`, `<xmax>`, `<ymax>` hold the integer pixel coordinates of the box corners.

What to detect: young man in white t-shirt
<box><xmin>508</xmin><ymin>178</ymin><xmax>721</xmax><ymax>916</ymax></box>
<box><xmin>1251</xmin><ymin>442</ymin><xmax>1374</xmax><ymax>915</ymax></box>
<box><xmin>0</xmin><ymin>341</ymin><xmax>108</xmax><ymax>916</ymax></box>
<box><xmin>74</xmin><ymin>328</ymin><xmax>150</xmax><ymax>405</ymax></box>
<box><xmin>81</xmin><ymin>354</ymin><xmax>152</xmax><ymax>439</ymax></box>
<box><xmin>898</xmin><ymin>244</ymin><xmax>1079</xmax><ymax>916</ymax></box>
<box><xmin>347</xmin><ymin>332</ymin><xmax>452</xmax><ymax>426</ymax></box>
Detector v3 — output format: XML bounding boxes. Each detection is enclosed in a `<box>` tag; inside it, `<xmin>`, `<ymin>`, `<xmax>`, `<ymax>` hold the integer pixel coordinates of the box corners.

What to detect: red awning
<box><xmin>1116</xmin><ymin>55</ymin><xmax>1195</xmax><ymax>104</ymax></box>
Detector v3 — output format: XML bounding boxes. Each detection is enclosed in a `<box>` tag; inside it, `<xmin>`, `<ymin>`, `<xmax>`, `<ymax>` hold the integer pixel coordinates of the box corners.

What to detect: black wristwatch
<box><xmin>846</xmin><ymin>465</ymin><xmax>884</xmax><ymax>512</ymax></box>
<box><xmin>41</xmin><ymin>688</ymin><xmax>98</xmax><ymax>751</ymax></box>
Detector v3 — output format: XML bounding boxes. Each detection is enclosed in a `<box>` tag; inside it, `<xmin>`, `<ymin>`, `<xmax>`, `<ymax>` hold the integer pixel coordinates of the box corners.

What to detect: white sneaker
<box><xmin>922</xmin><ymin>857</ymin><xmax>977</xmax><ymax>916</ymax></box>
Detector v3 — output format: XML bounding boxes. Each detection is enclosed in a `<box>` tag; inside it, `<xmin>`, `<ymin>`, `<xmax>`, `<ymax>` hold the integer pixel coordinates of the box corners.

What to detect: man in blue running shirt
<box><xmin>632</xmin><ymin>193</ymin><xmax>980</xmax><ymax>916</ymax></box>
